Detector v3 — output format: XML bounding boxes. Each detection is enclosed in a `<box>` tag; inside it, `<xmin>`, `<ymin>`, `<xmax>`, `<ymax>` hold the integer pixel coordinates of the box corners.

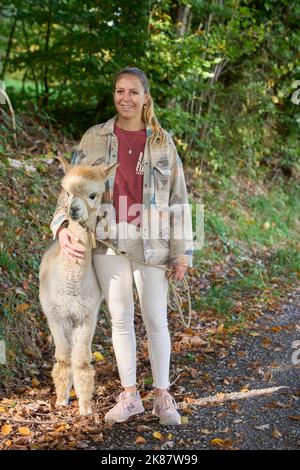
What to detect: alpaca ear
<box><xmin>55</xmin><ymin>155</ymin><xmax>71</xmax><ymax>174</ymax></box>
<box><xmin>103</xmin><ymin>162</ymin><xmax>119</xmax><ymax>180</ymax></box>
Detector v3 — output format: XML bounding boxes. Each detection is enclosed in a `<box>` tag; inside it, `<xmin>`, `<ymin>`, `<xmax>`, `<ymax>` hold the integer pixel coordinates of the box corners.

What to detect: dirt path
<box><xmin>94</xmin><ymin>288</ymin><xmax>300</xmax><ymax>450</ymax></box>
<box><xmin>1</xmin><ymin>288</ymin><xmax>299</xmax><ymax>450</ymax></box>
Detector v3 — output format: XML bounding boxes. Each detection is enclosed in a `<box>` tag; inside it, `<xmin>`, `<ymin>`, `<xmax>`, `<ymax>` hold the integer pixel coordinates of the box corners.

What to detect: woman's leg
<box><xmin>92</xmin><ymin>252</ymin><xmax>137</xmax><ymax>389</ymax></box>
<box><xmin>127</xmin><ymin>236</ymin><xmax>171</xmax><ymax>390</ymax></box>
<box><xmin>129</xmin><ymin>239</ymin><xmax>181</xmax><ymax>425</ymax></box>
<box><xmin>92</xmin><ymin>251</ymin><xmax>145</xmax><ymax>423</ymax></box>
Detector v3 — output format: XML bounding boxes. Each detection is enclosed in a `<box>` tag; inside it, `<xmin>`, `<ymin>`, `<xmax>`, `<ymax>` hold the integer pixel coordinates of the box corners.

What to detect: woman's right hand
<box><xmin>58</xmin><ymin>228</ymin><xmax>85</xmax><ymax>261</ymax></box>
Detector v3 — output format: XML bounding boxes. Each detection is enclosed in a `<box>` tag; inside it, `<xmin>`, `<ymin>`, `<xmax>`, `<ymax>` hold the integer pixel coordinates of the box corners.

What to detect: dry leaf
<box><xmin>271</xmin><ymin>428</ymin><xmax>282</xmax><ymax>439</ymax></box>
<box><xmin>31</xmin><ymin>378</ymin><xmax>40</xmax><ymax>387</ymax></box>
<box><xmin>93</xmin><ymin>351</ymin><xmax>105</xmax><ymax>362</ymax></box>
<box><xmin>210</xmin><ymin>438</ymin><xmax>230</xmax><ymax>447</ymax></box>
<box><xmin>181</xmin><ymin>416</ymin><xmax>189</xmax><ymax>424</ymax></box>
<box><xmin>16</xmin><ymin>303</ymin><xmax>30</xmax><ymax>314</ymax></box>
<box><xmin>1</xmin><ymin>424</ymin><xmax>12</xmax><ymax>436</ymax></box>
<box><xmin>255</xmin><ymin>424</ymin><xmax>270</xmax><ymax>431</ymax></box>
<box><xmin>4</xmin><ymin>440</ymin><xmax>12</xmax><ymax>447</ymax></box>
<box><xmin>181</xmin><ymin>407</ymin><xmax>194</xmax><ymax>415</ymax></box>
<box><xmin>200</xmin><ymin>429</ymin><xmax>211</xmax><ymax>435</ymax></box>
<box><xmin>153</xmin><ymin>431</ymin><xmax>163</xmax><ymax>440</ymax></box>
<box><xmin>135</xmin><ymin>436</ymin><xmax>147</xmax><ymax>445</ymax></box>
<box><xmin>18</xmin><ymin>427</ymin><xmax>31</xmax><ymax>436</ymax></box>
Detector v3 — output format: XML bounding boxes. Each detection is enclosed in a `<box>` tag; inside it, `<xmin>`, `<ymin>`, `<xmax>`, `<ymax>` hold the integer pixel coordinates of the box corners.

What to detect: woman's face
<box><xmin>114</xmin><ymin>74</ymin><xmax>149</xmax><ymax>121</ymax></box>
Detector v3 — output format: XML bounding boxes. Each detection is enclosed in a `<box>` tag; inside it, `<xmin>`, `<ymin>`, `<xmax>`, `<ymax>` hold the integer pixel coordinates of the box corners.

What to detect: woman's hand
<box><xmin>166</xmin><ymin>265</ymin><xmax>188</xmax><ymax>281</ymax></box>
<box><xmin>58</xmin><ymin>227</ymin><xmax>85</xmax><ymax>261</ymax></box>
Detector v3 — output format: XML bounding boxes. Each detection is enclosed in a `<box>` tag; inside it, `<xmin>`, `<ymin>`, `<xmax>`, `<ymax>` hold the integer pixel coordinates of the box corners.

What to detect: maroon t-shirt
<box><xmin>113</xmin><ymin>123</ymin><xmax>147</xmax><ymax>225</ymax></box>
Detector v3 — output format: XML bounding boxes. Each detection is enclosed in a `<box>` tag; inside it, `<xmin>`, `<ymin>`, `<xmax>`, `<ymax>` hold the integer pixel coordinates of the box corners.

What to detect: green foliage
<box><xmin>0</xmin><ymin>0</ymin><xmax>299</xmax><ymax>176</ymax></box>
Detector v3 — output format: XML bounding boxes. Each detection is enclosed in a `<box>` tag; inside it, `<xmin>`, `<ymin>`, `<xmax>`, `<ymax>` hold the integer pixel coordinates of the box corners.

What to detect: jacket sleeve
<box><xmin>50</xmin><ymin>134</ymin><xmax>88</xmax><ymax>240</ymax></box>
<box><xmin>168</xmin><ymin>137</ymin><xmax>194</xmax><ymax>267</ymax></box>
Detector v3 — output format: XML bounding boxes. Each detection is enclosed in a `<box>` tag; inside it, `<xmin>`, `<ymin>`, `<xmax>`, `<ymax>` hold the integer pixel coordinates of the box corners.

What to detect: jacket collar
<box><xmin>96</xmin><ymin>115</ymin><xmax>154</xmax><ymax>139</ymax></box>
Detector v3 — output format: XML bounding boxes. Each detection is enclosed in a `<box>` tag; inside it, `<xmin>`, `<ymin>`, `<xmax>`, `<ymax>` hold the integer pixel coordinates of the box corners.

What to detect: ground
<box><xmin>0</xmin><ymin>287</ymin><xmax>299</xmax><ymax>451</ymax></box>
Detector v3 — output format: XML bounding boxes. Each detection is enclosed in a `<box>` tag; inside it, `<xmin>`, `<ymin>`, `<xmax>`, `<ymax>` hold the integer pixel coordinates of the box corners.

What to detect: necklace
<box><xmin>119</xmin><ymin>129</ymin><xmax>139</xmax><ymax>155</ymax></box>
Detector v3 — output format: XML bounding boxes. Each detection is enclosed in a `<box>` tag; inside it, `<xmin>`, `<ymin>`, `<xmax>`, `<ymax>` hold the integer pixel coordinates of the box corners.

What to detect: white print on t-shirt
<box><xmin>135</xmin><ymin>152</ymin><xmax>144</xmax><ymax>175</ymax></box>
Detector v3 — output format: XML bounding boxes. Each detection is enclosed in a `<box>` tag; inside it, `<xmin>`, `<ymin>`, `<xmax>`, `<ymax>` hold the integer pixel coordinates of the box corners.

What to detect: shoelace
<box><xmin>158</xmin><ymin>393</ymin><xmax>178</xmax><ymax>411</ymax></box>
<box><xmin>115</xmin><ymin>392</ymin><xmax>136</xmax><ymax>412</ymax></box>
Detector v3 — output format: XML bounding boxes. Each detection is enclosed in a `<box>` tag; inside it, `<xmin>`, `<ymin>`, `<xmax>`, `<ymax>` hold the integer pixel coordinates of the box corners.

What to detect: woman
<box><xmin>50</xmin><ymin>67</ymin><xmax>193</xmax><ymax>425</ymax></box>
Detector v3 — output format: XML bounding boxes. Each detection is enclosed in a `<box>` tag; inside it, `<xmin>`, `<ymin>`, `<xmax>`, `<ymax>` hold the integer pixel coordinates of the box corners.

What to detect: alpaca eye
<box><xmin>89</xmin><ymin>193</ymin><xmax>97</xmax><ymax>200</ymax></box>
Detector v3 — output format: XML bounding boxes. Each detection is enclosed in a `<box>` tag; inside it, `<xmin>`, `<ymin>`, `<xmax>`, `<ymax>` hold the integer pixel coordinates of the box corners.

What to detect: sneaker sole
<box><xmin>105</xmin><ymin>406</ymin><xmax>145</xmax><ymax>424</ymax></box>
<box><xmin>152</xmin><ymin>411</ymin><xmax>181</xmax><ymax>426</ymax></box>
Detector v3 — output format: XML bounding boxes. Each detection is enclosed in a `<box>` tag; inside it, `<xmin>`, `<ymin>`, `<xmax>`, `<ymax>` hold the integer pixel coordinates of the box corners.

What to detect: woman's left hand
<box><xmin>166</xmin><ymin>265</ymin><xmax>188</xmax><ymax>281</ymax></box>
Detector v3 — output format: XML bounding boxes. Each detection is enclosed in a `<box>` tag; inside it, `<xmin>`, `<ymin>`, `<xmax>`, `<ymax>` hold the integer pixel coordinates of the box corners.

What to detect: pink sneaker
<box><xmin>152</xmin><ymin>391</ymin><xmax>181</xmax><ymax>425</ymax></box>
<box><xmin>104</xmin><ymin>391</ymin><xmax>145</xmax><ymax>423</ymax></box>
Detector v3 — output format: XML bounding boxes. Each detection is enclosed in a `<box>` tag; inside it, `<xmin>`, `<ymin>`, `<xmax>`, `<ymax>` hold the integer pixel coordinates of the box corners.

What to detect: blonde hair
<box><xmin>114</xmin><ymin>67</ymin><xmax>166</xmax><ymax>146</ymax></box>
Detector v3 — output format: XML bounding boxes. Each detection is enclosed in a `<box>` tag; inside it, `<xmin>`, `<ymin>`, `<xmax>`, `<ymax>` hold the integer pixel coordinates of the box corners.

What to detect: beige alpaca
<box><xmin>39</xmin><ymin>156</ymin><xmax>117</xmax><ymax>415</ymax></box>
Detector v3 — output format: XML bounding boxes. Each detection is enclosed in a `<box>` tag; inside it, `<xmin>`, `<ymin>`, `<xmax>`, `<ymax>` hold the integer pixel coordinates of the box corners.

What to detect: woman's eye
<box><xmin>89</xmin><ymin>193</ymin><xmax>97</xmax><ymax>200</ymax></box>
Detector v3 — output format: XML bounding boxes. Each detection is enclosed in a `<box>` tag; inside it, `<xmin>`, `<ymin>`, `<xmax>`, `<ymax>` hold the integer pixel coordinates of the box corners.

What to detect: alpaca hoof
<box><xmin>56</xmin><ymin>398</ymin><xmax>69</xmax><ymax>408</ymax></box>
<box><xmin>79</xmin><ymin>405</ymin><xmax>92</xmax><ymax>416</ymax></box>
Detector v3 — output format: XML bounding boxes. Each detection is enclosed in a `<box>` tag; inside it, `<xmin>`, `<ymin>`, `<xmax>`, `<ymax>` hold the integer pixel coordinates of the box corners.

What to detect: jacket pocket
<box><xmin>153</xmin><ymin>166</ymin><xmax>171</xmax><ymax>208</ymax></box>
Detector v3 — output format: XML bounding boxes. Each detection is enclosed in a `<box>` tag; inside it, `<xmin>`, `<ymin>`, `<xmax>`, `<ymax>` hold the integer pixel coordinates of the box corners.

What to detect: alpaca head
<box><xmin>56</xmin><ymin>155</ymin><xmax>118</xmax><ymax>224</ymax></box>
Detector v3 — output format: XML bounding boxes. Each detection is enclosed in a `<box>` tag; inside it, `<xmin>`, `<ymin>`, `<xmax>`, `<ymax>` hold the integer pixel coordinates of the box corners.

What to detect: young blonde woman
<box><xmin>50</xmin><ymin>67</ymin><xmax>193</xmax><ymax>426</ymax></box>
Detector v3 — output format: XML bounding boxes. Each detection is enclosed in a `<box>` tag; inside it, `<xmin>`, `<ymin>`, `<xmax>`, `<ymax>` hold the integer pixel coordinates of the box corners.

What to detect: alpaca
<box><xmin>39</xmin><ymin>156</ymin><xmax>117</xmax><ymax>415</ymax></box>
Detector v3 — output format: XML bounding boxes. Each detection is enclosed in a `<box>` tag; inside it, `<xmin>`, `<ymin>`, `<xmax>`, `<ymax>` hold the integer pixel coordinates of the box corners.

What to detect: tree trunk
<box><xmin>1</xmin><ymin>15</ymin><xmax>18</xmax><ymax>80</ymax></box>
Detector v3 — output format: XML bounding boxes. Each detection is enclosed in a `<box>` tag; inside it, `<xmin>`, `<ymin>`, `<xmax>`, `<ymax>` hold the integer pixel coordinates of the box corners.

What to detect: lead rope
<box><xmin>92</xmin><ymin>233</ymin><xmax>192</xmax><ymax>329</ymax></box>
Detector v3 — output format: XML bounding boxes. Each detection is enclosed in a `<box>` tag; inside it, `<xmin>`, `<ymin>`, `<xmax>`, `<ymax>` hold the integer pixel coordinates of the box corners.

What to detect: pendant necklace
<box><xmin>120</xmin><ymin>130</ymin><xmax>139</xmax><ymax>155</ymax></box>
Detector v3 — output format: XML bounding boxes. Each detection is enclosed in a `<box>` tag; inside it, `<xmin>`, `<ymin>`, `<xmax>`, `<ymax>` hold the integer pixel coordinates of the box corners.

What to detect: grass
<box><xmin>192</xmin><ymin>174</ymin><xmax>300</xmax><ymax>319</ymax></box>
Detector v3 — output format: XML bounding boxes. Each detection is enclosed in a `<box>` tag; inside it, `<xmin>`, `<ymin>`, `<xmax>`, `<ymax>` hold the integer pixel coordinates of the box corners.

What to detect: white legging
<box><xmin>92</xmin><ymin>231</ymin><xmax>170</xmax><ymax>389</ymax></box>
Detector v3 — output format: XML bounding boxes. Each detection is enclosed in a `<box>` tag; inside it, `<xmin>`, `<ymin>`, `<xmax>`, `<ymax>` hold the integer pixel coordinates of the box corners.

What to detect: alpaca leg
<box><xmin>72</xmin><ymin>320</ymin><xmax>96</xmax><ymax>415</ymax></box>
<box><xmin>50</xmin><ymin>321</ymin><xmax>73</xmax><ymax>407</ymax></box>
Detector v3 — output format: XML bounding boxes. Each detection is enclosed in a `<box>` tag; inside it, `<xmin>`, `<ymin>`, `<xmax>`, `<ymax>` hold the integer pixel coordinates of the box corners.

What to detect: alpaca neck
<box><xmin>60</xmin><ymin>218</ymin><xmax>96</xmax><ymax>294</ymax></box>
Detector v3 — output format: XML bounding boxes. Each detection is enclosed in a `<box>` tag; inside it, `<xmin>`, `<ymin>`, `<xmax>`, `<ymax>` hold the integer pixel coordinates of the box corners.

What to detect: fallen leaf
<box><xmin>1</xmin><ymin>424</ymin><xmax>12</xmax><ymax>436</ymax></box>
<box><xmin>4</xmin><ymin>440</ymin><xmax>12</xmax><ymax>447</ymax></box>
<box><xmin>18</xmin><ymin>427</ymin><xmax>31</xmax><ymax>436</ymax></box>
<box><xmin>181</xmin><ymin>407</ymin><xmax>194</xmax><ymax>415</ymax></box>
<box><xmin>93</xmin><ymin>351</ymin><xmax>105</xmax><ymax>362</ymax></box>
<box><xmin>153</xmin><ymin>431</ymin><xmax>163</xmax><ymax>440</ymax></box>
<box><xmin>16</xmin><ymin>303</ymin><xmax>30</xmax><ymax>314</ymax></box>
<box><xmin>181</xmin><ymin>416</ymin><xmax>189</xmax><ymax>424</ymax></box>
<box><xmin>31</xmin><ymin>378</ymin><xmax>40</xmax><ymax>387</ymax></box>
<box><xmin>210</xmin><ymin>438</ymin><xmax>233</xmax><ymax>448</ymax></box>
<box><xmin>200</xmin><ymin>429</ymin><xmax>211</xmax><ymax>435</ymax></box>
<box><xmin>271</xmin><ymin>428</ymin><xmax>282</xmax><ymax>439</ymax></box>
<box><xmin>255</xmin><ymin>424</ymin><xmax>270</xmax><ymax>431</ymax></box>
<box><xmin>135</xmin><ymin>436</ymin><xmax>147</xmax><ymax>445</ymax></box>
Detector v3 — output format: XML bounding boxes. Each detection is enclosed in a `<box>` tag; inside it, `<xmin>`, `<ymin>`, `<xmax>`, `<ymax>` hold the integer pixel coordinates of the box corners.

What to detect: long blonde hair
<box><xmin>113</xmin><ymin>67</ymin><xmax>166</xmax><ymax>146</ymax></box>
